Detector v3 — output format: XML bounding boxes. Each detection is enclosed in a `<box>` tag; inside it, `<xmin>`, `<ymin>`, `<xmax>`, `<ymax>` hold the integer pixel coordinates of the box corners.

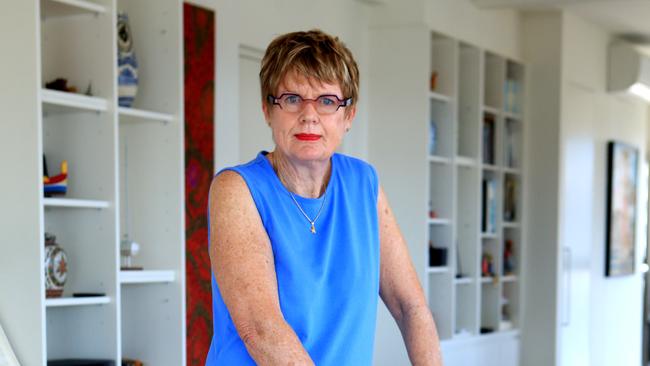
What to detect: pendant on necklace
<box><xmin>310</xmin><ymin>222</ymin><xmax>316</xmax><ymax>234</ymax></box>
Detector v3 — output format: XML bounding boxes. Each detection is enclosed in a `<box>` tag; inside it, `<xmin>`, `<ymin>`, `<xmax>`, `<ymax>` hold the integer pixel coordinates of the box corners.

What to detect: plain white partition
<box><xmin>369</xmin><ymin>24</ymin><xmax>430</xmax><ymax>366</ymax></box>
<box><xmin>0</xmin><ymin>1</ymin><xmax>45</xmax><ymax>365</ymax></box>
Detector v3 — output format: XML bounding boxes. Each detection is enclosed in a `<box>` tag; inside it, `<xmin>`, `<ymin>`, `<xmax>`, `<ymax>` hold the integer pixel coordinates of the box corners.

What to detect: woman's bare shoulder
<box><xmin>209</xmin><ymin>170</ymin><xmax>252</xmax><ymax>206</ymax></box>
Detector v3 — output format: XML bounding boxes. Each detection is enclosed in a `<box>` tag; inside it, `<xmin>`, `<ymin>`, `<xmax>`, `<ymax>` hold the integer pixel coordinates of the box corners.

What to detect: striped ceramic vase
<box><xmin>117</xmin><ymin>12</ymin><xmax>138</xmax><ymax>107</ymax></box>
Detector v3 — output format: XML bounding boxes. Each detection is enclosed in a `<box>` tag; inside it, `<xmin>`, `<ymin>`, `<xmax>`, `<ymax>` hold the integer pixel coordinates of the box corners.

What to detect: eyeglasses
<box><xmin>267</xmin><ymin>93</ymin><xmax>352</xmax><ymax>115</ymax></box>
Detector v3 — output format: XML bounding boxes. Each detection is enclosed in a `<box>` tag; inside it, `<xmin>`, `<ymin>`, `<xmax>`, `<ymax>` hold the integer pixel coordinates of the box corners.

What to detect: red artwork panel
<box><xmin>184</xmin><ymin>3</ymin><xmax>215</xmax><ymax>365</ymax></box>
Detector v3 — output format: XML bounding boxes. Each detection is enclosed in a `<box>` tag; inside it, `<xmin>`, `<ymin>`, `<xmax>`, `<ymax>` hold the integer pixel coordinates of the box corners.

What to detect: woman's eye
<box><xmin>285</xmin><ymin>95</ymin><xmax>301</xmax><ymax>104</ymax></box>
<box><xmin>319</xmin><ymin>97</ymin><xmax>336</xmax><ymax>106</ymax></box>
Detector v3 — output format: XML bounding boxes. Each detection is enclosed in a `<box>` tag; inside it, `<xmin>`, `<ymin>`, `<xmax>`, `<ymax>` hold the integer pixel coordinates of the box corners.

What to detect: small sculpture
<box><xmin>43</xmin><ymin>157</ymin><xmax>68</xmax><ymax>197</ymax></box>
<box><xmin>503</xmin><ymin>239</ymin><xmax>516</xmax><ymax>274</ymax></box>
<box><xmin>45</xmin><ymin>78</ymin><xmax>78</xmax><ymax>93</ymax></box>
<box><xmin>481</xmin><ymin>253</ymin><xmax>494</xmax><ymax>277</ymax></box>
<box><xmin>44</xmin><ymin>233</ymin><xmax>68</xmax><ymax>298</ymax></box>
<box><xmin>121</xmin><ymin>237</ymin><xmax>142</xmax><ymax>270</ymax></box>
<box><xmin>117</xmin><ymin>12</ymin><xmax>139</xmax><ymax>107</ymax></box>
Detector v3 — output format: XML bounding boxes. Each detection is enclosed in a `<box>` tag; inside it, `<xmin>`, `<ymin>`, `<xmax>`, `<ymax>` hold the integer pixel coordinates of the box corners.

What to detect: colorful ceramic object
<box><xmin>117</xmin><ymin>12</ymin><xmax>138</xmax><ymax>107</ymax></box>
<box><xmin>44</xmin><ymin>233</ymin><xmax>68</xmax><ymax>298</ymax></box>
<box><xmin>43</xmin><ymin>160</ymin><xmax>68</xmax><ymax>197</ymax></box>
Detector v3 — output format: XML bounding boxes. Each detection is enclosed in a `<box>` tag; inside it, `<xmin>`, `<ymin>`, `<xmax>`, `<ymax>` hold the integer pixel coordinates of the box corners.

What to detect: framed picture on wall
<box><xmin>605</xmin><ymin>141</ymin><xmax>639</xmax><ymax>277</ymax></box>
<box><xmin>0</xmin><ymin>322</ymin><xmax>19</xmax><ymax>366</ymax></box>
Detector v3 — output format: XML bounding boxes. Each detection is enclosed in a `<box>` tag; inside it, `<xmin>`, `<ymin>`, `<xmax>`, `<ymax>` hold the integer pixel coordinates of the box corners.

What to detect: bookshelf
<box><xmin>0</xmin><ymin>0</ymin><xmax>186</xmax><ymax>364</ymax></box>
<box><xmin>369</xmin><ymin>26</ymin><xmax>526</xmax><ymax>365</ymax></box>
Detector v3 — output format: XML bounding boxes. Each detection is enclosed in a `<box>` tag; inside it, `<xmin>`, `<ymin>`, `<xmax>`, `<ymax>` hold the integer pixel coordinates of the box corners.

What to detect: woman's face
<box><xmin>262</xmin><ymin>72</ymin><xmax>356</xmax><ymax>164</ymax></box>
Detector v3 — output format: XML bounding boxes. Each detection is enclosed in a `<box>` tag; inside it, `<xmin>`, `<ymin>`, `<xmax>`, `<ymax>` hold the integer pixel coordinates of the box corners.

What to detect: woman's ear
<box><xmin>262</xmin><ymin>101</ymin><xmax>271</xmax><ymax>126</ymax></box>
<box><xmin>344</xmin><ymin>105</ymin><xmax>357</xmax><ymax>131</ymax></box>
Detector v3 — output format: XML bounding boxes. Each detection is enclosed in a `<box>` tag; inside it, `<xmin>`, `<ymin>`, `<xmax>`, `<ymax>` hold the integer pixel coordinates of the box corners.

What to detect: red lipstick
<box><xmin>295</xmin><ymin>133</ymin><xmax>321</xmax><ymax>141</ymax></box>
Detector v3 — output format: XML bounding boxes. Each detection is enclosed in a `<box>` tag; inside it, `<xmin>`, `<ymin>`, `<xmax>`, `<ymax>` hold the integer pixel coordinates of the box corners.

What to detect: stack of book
<box><xmin>482</xmin><ymin>178</ymin><xmax>497</xmax><ymax>233</ymax></box>
<box><xmin>482</xmin><ymin>114</ymin><xmax>496</xmax><ymax>165</ymax></box>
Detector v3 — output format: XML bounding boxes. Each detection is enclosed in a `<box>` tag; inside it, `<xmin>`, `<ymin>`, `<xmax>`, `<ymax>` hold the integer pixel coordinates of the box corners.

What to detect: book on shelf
<box><xmin>482</xmin><ymin>114</ymin><xmax>496</xmax><ymax>165</ymax></box>
<box><xmin>504</xmin><ymin>78</ymin><xmax>521</xmax><ymax>114</ymax></box>
<box><xmin>481</xmin><ymin>178</ymin><xmax>497</xmax><ymax>233</ymax></box>
<box><xmin>504</xmin><ymin>175</ymin><xmax>517</xmax><ymax>221</ymax></box>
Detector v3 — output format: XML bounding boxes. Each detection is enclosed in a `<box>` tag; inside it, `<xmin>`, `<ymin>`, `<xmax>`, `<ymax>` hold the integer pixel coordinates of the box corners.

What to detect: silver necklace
<box><xmin>289</xmin><ymin>190</ymin><xmax>327</xmax><ymax>234</ymax></box>
<box><xmin>269</xmin><ymin>153</ymin><xmax>328</xmax><ymax>234</ymax></box>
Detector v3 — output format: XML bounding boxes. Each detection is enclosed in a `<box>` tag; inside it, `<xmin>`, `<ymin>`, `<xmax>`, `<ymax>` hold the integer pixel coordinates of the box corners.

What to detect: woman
<box><xmin>207</xmin><ymin>29</ymin><xmax>442</xmax><ymax>365</ymax></box>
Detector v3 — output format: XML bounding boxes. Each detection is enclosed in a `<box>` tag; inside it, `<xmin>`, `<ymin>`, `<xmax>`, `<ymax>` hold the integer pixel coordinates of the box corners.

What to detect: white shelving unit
<box><xmin>41</xmin><ymin>0</ymin><xmax>108</xmax><ymax>17</ymax></box>
<box><xmin>43</xmin><ymin>198</ymin><xmax>110</xmax><ymax>209</ymax></box>
<box><xmin>119</xmin><ymin>270</ymin><xmax>175</xmax><ymax>284</ymax></box>
<box><xmin>46</xmin><ymin>296</ymin><xmax>112</xmax><ymax>308</ymax></box>
<box><xmin>1</xmin><ymin>1</ymin><xmax>186</xmax><ymax>365</ymax></box>
<box><xmin>369</xmin><ymin>25</ymin><xmax>526</xmax><ymax>365</ymax></box>
<box><xmin>118</xmin><ymin>106</ymin><xmax>174</xmax><ymax>123</ymax></box>
<box><xmin>41</xmin><ymin>89</ymin><xmax>109</xmax><ymax>112</ymax></box>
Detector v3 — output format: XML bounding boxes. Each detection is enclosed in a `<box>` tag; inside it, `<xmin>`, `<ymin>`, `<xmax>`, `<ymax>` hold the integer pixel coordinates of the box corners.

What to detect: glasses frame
<box><xmin>267</xmin><ymin>93</ymin><xmax>353</xmax><ymax>114</ymax></box>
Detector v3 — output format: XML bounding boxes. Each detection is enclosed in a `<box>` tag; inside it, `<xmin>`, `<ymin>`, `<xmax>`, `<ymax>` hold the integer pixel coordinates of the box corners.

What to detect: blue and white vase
<box><xmin>117</xmin><ymin>12</ymin><xmax>138</xmax><ymax>107</ymax></box>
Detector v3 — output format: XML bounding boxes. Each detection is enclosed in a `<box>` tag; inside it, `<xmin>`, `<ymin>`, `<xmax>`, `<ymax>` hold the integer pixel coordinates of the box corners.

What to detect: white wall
<box><xmin>522</xmin><ymin>9</ymin><xmax>648</xmax><ymax>366</ymax></box>
<box><xmin>560</xmin><ymin>11</ymin><xmax>647</xmax><ymax>366</ymax></box>
<box><xmin>370</xmin><ymin>0</ymin><xmax>522</xmax><ymax>60</ymax></box>
<box><xmin>0</xmin><ymin>1</ymin><xmax>46</xmax><ymax>365</ymax></box>
<box><xmin>520</xmin><ymin>11</ymin><xmax>563</xmax><ymax>366</ymax></box>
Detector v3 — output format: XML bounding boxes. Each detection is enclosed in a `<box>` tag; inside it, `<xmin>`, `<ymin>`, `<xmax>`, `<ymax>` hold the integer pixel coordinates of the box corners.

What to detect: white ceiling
<box><xmin>472</xmin><ymin>0</ymin><xmax>650</xmax><ymax>53</ymax></box>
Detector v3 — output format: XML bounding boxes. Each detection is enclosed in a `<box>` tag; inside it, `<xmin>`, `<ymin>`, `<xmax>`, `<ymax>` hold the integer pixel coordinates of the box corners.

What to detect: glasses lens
<box><xmin>280</xmin><ymin>94</ymin><xmax>302</xmax><ymax>112</ymax></box>
<box><xmin>316</xmin><ymin>96</ymin><xmax>339</xmax><ymax>114</ymax></box>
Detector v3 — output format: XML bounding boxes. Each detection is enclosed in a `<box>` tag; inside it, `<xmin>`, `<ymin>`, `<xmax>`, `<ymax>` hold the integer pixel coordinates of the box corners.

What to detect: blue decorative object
<box><xmin>429</xmin><ymin>120</ymin><xmax>437</xmax><ymax>155</ymax></box>
<box><xmin>117</xmin><ymin>12</ymin><xmax>138</xmax><ymax>107</ymax></box>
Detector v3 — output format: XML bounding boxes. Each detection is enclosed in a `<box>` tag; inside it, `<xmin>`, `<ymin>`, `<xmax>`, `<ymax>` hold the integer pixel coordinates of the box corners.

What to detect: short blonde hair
<box><xmin>259</xmin><ymin>29</ymin><xmax>359</xmax><ymax>115</ymax></box>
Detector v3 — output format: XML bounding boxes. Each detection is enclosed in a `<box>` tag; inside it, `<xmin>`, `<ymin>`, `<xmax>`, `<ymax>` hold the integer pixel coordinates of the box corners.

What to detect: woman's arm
<box><xmin>209</xmin><ymin>170</ymin><xmax>314</xmax><ymax>366</ymax></box>
<box><xmin>377</xmin><ymin>186</ymin><xmax>443</xmax><ymax>366</ymax></box>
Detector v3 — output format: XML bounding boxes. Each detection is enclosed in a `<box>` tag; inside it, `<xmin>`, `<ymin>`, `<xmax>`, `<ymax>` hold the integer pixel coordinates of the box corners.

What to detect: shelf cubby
<box><xmin>46</xmin><ymin>304</ymin><xmax>117</xmax><ymax>360</ymax></box>
<box><xmin>481</xmin><ymin>236</ymin><xmax>500</xmax><ymax>278</ymax></box>
<box><xmin>115</xmin><ymin>1</ymin><xmax>185</xmax><ymax>364</ymax></box>
<box><xmin>429</xmin><ymin>162</ymin><xmax>454</xmax><ymax>221</ymax></box>
<box><xmin>430</xmin><ymin>34</ymin><xmax>457</xmax><ymax>98</ymax></box>
<box><xmin>481</xmin><ymin>169</ymin><xmax>501</xmax><ymax>235</ymax></box>
<box><xmin>428</xmin><ymin>272</ymin><xmax>453</xmax><ymax>340</ymax></box>
<box><xmin>505</xmin><ymin>60</ymin><xmax>525</xmax><ymax>115</ymax></box>
<box><xmin>503</xmin><ymin>173</ymin><xmax>521</xmax><ymax>223</ymax></box>
<box><xmin>503</xmin><ymin>227</ymin><xmax>521</xmax><ymax>277</ymax></box>
<box><xmin>456</xmin><ymin>165</ymin><xmax>480</xmax><ymax>279</ymax></box>
<box><xmin>501</xmin><ymin>281</ymin><xmax>520</xmax><ymax>331</ymax></box>
<box><xmin>504</xmin><ymin>117</ymin><xmax>523</xmax><ymax>170</ymax></box>
<box><xmin>457</xmin><ymin>43</ymin><xmax>481</xmax><ymax>160</ymax></box>
<box><xmin>455</xmin><ymin>283</ymin><xmax>477</xmax><ymax>336</ymax></box>
<box><xmin>481</xmin><ymin>281</ymin><xmax>500</xmax><ymax>334</ymax></box>
<box><xmin>429</xmin><ymin>99</ymin><xmax>454</xmax><ymax>158</ymax></box>
<box><xmin>483</xmin><ymin>52</ymin><xmax>505</xmax><ymax>110</ymax></box>
<box><xmin>482</xmin><ymin>111</ymin><xmax>500</xmax><ymax>166</ymax></box>
<box><xmin>40</xmin><ymin>0</ymin><xmax>113</xmax><ymax>102</ymax></box>
<box><xmin>41</xmin><ymin>0</ymin><xmax>108</xmax><ymax>18</ymax></box>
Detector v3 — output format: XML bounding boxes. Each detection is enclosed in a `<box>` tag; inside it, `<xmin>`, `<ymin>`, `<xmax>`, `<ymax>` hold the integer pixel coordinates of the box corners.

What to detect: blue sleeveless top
<box><xmin>206</xmin><ymin>151</ymin><xmax>380</xmax><ymax>365</ymax></box>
